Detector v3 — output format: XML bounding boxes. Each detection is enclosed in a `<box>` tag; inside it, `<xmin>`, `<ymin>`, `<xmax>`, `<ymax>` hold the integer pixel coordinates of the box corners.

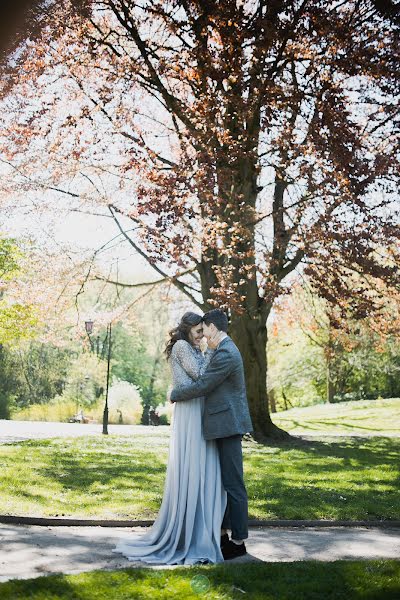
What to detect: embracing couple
<box><xmin>113</xmin><ymin>309</ymin><xmax>253</xmax><ymax>565</ymax></box>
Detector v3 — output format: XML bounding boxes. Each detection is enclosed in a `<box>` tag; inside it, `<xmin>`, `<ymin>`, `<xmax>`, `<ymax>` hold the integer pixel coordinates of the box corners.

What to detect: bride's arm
<box><xmin>170</xmin><ymin>346</ymin><xmax>234</xmax><ymax>403</ymax></box>
<box><xmin>171</xmin><ymin>339</ymin><xmax>201</xmax><ymax>380</ymax></box>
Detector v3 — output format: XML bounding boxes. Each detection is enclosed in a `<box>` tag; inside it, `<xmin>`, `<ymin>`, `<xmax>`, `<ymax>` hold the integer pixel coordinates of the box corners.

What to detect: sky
<box><xmin>2</xmin><ymin>194</ymin><xmax>157</xmax><ymax>283</ymax></box>
<box><xmin>1</xmin><ymin>188</ymin><xmax>204</xmax><ymax>335</ymax></box>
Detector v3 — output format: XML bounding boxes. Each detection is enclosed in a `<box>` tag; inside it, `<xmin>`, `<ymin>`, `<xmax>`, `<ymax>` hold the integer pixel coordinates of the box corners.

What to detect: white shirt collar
<box><xmin>216</xmin><ymin>334</ymin><xmax>228</xmax><ymax>350</ymax></box>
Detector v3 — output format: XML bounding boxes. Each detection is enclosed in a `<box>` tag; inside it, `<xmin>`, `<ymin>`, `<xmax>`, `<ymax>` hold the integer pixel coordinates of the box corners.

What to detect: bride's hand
<box><xmin>199</xmin><ymin>337</ymin><xmax>208</xmax><ymax>353</ymax></box>
<box><xmin>207</xmin><ymin>330</ymin><xmax>224</xmax><ymax>349</ymax></box>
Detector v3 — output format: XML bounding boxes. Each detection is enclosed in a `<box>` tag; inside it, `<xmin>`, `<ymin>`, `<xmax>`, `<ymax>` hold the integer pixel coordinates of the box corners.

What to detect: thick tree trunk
<box><xmin>199</xmin><ymin>147</ymin><xmax>292</xmax><ymax>441</ymax></box>
<box><xmin>230</xmin><ymin>311</ymin><xmax>290</xmax><ymax>442</ymax></box>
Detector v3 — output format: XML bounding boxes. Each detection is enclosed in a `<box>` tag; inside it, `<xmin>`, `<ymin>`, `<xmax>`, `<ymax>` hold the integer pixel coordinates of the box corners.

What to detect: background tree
<box><xmin>4</xmin><ymin>342</ymin><xmax>73</xmax><ymax>412</ymax></box>
<box><xmin>267</xmin><ymin>309</ymin><xmax>325</xmax><ymax>411</ymax></box>
<box><xmin>0</xmin><ymin>237</ymin><xmax>38</xmax><ymax>346</ymax></box>
<box><xmin>270</xmin><ymin>276</ymin><xmax>400</xmax><ymax>409</ymax></box>
<box><xmin>109</xmin><ymin>320</ymin><xmax>170</xmax><ymax>424</ymax></box>
<box><xmin>1</xmin><ymin>1</ymin><xmax>399</xmax><ymax>439</ymax></box>
<box><xmin>0</xmin><ymin>236</ymin><xmax>39</xmax><ymax>418</ymax></box>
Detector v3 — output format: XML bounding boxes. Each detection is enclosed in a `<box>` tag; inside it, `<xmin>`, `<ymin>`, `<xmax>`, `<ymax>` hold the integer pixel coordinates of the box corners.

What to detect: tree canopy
<box><xmin>1</xmin><ymin>0</ymin><xmax>399</xmax><ymax>438</ymax></box>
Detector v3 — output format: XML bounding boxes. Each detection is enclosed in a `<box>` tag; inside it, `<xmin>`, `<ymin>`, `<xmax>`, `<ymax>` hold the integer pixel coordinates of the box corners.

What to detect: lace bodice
<box><xmin>170</xmin><ymin>340</ymin><xmax>213</xmax><ymax>388</ymax></box>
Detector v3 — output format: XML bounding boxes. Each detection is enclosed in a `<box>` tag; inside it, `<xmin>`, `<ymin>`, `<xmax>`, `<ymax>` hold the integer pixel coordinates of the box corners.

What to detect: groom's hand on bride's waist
<box><xmin>169</xmin><ymin>387</ymin><xmax>180</xmax><ymax>403</ymax></box>
<box><xmin>169</xmin><ymin>386</ymin><xmax>188</xmax><ymax>403</ymax></box>
<box><xmin>170</xmin><ymin>386</ymin><xmax>187</xmax><ymax>403</ymax></box>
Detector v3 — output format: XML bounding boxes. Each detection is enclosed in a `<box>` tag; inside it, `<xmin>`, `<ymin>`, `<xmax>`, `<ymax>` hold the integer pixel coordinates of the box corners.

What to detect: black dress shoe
<box><xmin>222</xmin><ymin>540</ymin><xmax>247</xmax><ymax>560</ymax></box>
<box><xmin>220</xmin><ymin>533</ymin><xmax>229</xmax><ymax>548</ymax></box>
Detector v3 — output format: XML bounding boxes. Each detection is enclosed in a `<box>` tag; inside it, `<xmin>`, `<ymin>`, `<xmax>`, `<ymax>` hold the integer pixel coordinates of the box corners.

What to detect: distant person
<box><xmin>149</xmin><ymin>408</ymin><xmax>160</xmax><ymax>426</ymax></box>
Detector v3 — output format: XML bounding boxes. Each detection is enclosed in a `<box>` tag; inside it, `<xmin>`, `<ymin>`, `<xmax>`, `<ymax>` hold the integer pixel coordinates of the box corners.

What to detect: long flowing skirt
<box><xmin>112</xmin><ymin>396</ymin><xmax>227</xmax><ymax>565</ymax></box>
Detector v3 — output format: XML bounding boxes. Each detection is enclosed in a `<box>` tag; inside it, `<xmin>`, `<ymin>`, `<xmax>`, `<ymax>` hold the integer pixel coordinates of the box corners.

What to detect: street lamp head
<box><xmin>85</xmin><ymin>319</ymin><xmax>94</xmax><ymax>335</ymax></box>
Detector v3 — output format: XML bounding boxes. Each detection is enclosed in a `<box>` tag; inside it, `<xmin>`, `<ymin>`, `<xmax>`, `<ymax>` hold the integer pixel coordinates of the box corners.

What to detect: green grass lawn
<box><xmin>0</xmin><ymin>433</ymin><xmax>398</xmax><ymax>521</ymax></box>
<box><xmin>1</xmin><ymin>401</ymin><xmax>399</xmax><ymax>598</ymax></box>
<box><xmin>273</xmin><ymin>398</ymin><xmax>400</xmax><ymax>435</ymax></box>
<box><xmin>0</xmin><ymin>561</ymin><xmax>399</xmax><ymax>599</ymax></box>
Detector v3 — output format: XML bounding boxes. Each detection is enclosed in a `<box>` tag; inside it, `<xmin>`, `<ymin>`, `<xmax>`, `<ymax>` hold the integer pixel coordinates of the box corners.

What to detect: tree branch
<box><xmin>108</xmin><ymin>204</ymin><xmax>204</xmax><ymax>309</ymax></box>
<box><xmin>93</xmin><ymin>265</ymin><xmax>197</xmax><ymax>289</ymax></box>
<box><xmin>107</xmin><ymin>0</ymin><xmax>199</xmax><ymax>137</ymax></box>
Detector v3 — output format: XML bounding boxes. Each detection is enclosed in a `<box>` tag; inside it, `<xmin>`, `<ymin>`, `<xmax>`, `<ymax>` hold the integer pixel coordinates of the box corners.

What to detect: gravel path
<box><xmin>1</xmin><ymin>419</ymin><xmax>399</xmax><ymax>443</ymax></box>
<box><xmin>0</xmin><ymin>420</ymin><xmax>170</xmax><ymax>443</ymax></box>
<box><xmin>0</xmin><ymin>524</ymin><xmax>399</xmax><ymax>582</ymax></box>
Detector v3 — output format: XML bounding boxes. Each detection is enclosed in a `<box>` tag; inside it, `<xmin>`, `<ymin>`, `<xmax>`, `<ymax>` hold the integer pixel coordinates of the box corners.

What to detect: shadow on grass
<box><xmin>250</xmin><ymin>432</ymin><xmax>399</xmax><ymax>462</ymax></box>
<box><xmin>42</xmin><ymin>452</ymin><xmax>167</xmax><ymax>493</ymax></box>
<box><xmin>1</xmin><ymin>561</ymin><xmax>399</xmax><ymax>600</ymax></box>
<box><xmin>280</xmin><ymin>418</ymin><xmax>388</xmax><ymax>433</ymax></box>
<box><xmin>0</xmin><ymin>437</ymin><xmax>169</xmax><ymax>517</ymax></box>
<box><xmin>37</xmin><ymin>435</ymin><xmax>169</xmax><ymax>495</ymax></box>
<box><xmin>2</xmin><ymin>434</ymin><xmax>399</xmax><ymax>522</ymax></box>
<box><xmin>300</xmin><ymin>420</ymin><xmax>386</xmax><ymax>432</ymax></box>
<box><xmin>245</xmin><ymin>435</ymin><xmax>400</xmax><ymax>521</ymax></box>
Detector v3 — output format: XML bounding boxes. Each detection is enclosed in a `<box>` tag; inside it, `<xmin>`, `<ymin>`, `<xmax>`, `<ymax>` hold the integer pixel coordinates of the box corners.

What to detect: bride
<box><xmin>112</xmin><ymin>311</ymin><xmax>227</xmax><ymax>565</ymax></box>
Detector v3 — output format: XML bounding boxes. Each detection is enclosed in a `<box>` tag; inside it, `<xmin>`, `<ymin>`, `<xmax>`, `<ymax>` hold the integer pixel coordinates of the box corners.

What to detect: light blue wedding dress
<box><xmin>112</xmin><ymin>339</ymin><xmax>227</xmax><ymax>565</ymax></box>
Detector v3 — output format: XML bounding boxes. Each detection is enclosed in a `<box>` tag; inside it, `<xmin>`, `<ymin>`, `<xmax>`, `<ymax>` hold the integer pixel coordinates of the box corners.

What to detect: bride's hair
<box><xmin>165</xmin><ymin>311</ymin><xmax>203</xmax><ymax>360</ymax></box>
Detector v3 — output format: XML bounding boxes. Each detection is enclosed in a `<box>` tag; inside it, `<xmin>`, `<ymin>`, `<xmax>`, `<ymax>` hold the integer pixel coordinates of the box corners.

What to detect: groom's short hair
<box><xmin>202</xmin><ymin>309</ymin><xmax>228</xmax><ymax>332</ymax></box>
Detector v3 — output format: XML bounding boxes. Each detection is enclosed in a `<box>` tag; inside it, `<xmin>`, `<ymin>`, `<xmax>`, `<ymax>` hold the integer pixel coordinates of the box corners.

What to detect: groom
<box><xmin>170</xmin><ymin>309</ymin><xmax>253</xmax><ymax>560</ymax></box>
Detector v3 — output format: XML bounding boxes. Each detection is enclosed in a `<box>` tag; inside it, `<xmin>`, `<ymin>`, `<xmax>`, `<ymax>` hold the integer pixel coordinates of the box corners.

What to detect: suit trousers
<box><xmin>216</xmin><ymin>434</ymin><xmax>249</xmax><ymax>540</ymax></box>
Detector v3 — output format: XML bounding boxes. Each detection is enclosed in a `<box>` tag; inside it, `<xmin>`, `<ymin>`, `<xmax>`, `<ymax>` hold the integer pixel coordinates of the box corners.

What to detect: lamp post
<box><xmin>85</xmin><ymin>319</ymin><xmax>112</xmax><ymax>435</ymax></box>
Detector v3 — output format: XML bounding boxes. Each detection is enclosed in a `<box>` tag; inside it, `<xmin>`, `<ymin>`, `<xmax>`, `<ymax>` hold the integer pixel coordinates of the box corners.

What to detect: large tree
<box><xmin>1</xmin><ymin>0</ymin><xmax>399</xmax><ymax>439</ymax></box>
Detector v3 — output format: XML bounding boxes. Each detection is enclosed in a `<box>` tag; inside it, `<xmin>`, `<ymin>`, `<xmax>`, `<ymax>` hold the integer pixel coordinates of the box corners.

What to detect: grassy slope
<box><xmin>272</xmin><ymin>398</ymin><xmax>400</xmax><ymax>435</ymax></box>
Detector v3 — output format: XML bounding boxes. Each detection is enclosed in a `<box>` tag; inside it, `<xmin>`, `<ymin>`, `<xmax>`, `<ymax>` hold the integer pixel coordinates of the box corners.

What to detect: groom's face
<box><xmin>202</xmin><ymin>321</ymin><xmax>215</xmax><ymax>341</ymax></box>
